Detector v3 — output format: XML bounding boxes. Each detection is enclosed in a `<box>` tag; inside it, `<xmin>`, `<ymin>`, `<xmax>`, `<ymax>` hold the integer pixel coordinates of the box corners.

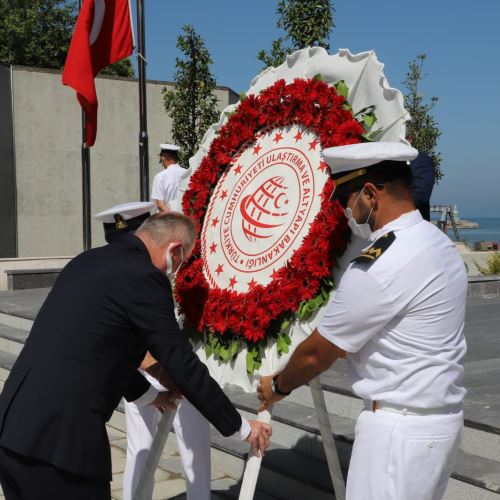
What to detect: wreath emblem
<box><xmin>175</xmin><ymin>77</ymin><xmax>371</xmax><ymax>371</ymax></box>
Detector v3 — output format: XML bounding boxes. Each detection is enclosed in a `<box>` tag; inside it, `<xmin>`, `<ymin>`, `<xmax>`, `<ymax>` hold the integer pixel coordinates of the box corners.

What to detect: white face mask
<box><xmin>165</xmin><ymin>243</ymin><xmax>184</xmax><ymax>277</ymax></box>
<box><xmin>344</xmin><ymin>188</ymin><xmax>373</xmax><ymax>240</ymax></box>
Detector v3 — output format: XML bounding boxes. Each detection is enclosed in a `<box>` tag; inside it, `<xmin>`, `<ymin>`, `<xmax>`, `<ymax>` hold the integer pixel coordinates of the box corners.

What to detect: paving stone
<box><xmin>158</xmin><ymin>457</ymin><xmax>186</xmax><ymax>476</ymax></box>
<box><xmin>111</xmin><ymin>472</ymin><xmax>124</xmax><ymax>492</ymax></box>
<box><xmin>111</xmin><ymin>445</ymin><xmax>128</xmax><ymax>474</ymax></box>
<box><xmin>107</xmin><ymin>425</ymin><xmax>127</xmax><ymax>442</ymax></box>
<box><xmin>210</xmin><ymin>477</ymin><xmax>241</xmax><ymax>496</ymax></box>
<box><xmin>152</xmin><ymin>478</ymin><xmax>186</xmax><ymax>499</ymax></box>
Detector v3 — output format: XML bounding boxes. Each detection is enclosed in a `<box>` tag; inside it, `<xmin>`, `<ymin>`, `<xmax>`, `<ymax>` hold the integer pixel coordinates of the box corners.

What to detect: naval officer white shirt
<box><xmin>318</xmin><ymin>210</ymin><xmax>468</xmax><ymax>409</ymax></box>
<box><xmin>151</xmin><ymin>163</ymin><xmax>184</xmax><ymax>209</ymax></box>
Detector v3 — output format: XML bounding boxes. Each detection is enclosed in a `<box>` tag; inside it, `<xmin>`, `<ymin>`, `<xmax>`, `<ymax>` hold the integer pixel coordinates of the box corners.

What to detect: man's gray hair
<box><xmin>137</xmin><ymin>212</ymin><xmax>196</xmax><ymax>250</ymax></box>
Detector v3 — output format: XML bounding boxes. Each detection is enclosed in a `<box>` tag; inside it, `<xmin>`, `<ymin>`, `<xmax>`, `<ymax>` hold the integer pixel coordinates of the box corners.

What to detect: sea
<box><xmin>444</xmin><ymin>217</ymin><xmax>500</xmax><ymax>246</ymax></box>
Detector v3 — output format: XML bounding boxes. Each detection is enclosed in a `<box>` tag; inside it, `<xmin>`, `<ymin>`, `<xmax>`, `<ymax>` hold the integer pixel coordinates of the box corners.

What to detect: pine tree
<box><xmin>162</xmin><ymin>25</ymin><xmax>219</xmax><ymax>167</ymax></box>
<box><xmin>403</xmin><ymin>54</ymin><xmax>443</xmax><ymax>181</ymax></box>
<box><xmin>258</xmin><ymin>0</ymin><xmax>334</xmax><ymax>68</ymax></box>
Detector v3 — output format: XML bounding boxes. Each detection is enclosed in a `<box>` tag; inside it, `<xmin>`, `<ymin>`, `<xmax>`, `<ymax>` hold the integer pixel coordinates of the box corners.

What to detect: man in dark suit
<box><xmin>0</xmin><ymin>212</ymin><xmax>271</xmax><ymax>499</ymax></box>
<box><xmin>409</xmin><ymin>152</ymin><xmax>435</xmax><ymax>221</ymax></box>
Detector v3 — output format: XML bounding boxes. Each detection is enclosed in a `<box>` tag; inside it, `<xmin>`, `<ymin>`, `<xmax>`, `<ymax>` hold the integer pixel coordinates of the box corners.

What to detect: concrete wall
<box><xmin>6</xmin><ymin>66</ymin><xmax>237</xmax><ymax>257</ymax></box>
<box><xmin>0</xmin><ymin>64</ymin><xmax>17</xmax><ymax>257</ymax></box>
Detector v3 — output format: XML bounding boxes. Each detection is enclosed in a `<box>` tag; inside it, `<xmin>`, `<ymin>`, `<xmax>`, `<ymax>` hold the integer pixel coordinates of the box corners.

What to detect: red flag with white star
<box><xmin>62</xmin><ymin>0</ymin><xmax>134</xmax><ymax>146</ymax></box>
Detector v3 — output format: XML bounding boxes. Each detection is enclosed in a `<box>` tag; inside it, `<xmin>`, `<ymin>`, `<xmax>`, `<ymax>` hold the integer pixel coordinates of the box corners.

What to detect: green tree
<box><xmin>0</xmin><ymin>0</ymin><xmax>76</xmax><ymax>68</ymax></box>
<box><xmin>0</xmin><ymin>0</ymin><xmax>133</xmax><ymax>76</ymax></box>
<box><xmin>162</xmin><ymin>25</ymin><xmax>219</xmax><ymax>167</ymax></box>
<box><xmin>403</xmin><ymin>54</ymin><xmax>443</xmax><ymax>181</ymax></box>
<box><xmin>477</xmin><ymin>253</ymin><xmax>500</xmax><ymax>275</ymax></box>
<box><xmin>101</xmin><ymin>58</ymin><xmax>134</xmax><ymax>78</ymax></box>
<box><xmin>258</xmin><ymin>0</ymin><xmax>334</xmax><ymax>68</ymax></box>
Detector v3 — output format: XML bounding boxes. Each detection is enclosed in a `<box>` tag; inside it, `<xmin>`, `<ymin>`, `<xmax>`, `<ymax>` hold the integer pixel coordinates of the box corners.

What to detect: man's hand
<box><xmin>150</xmin><ymin>391</ymin><xmax>177</xmax><ymax>413</ymax></box>
<box><xmin>245</xmin><ymin>420</ymin><xmax>272</xmax><ymax>457</ymax></box>
<box><xmin>257</xmin><ymin>375</ymin><xmax>286</xmax><ymax>412</ymax></box>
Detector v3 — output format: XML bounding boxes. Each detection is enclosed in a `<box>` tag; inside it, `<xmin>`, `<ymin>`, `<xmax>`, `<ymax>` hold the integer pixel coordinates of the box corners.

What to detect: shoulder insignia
<box><xmin>352</xmin><ymin>231</ymin><xmax>396</xmax><ymax>264</ymax></box>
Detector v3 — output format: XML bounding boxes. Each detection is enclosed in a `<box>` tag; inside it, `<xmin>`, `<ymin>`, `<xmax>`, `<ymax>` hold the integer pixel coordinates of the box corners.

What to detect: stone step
<box><xmin>0</xmin><ymin>323</ymin><xmax>29</xmax><ymax>356</ymax></box>
<box><xmin>1</xmin><ymin>318</ymin><xmax>500</xmax><ymax>498</ymax></box>
<box><xmin>107</xmin><ymin>380</ymin><xmax>500</xmax><ymax>498</ymax></box>
<box><xmin>1</xmin><ymin>319</ymin><xmax>498</xmax><ymax>464</ymax></box>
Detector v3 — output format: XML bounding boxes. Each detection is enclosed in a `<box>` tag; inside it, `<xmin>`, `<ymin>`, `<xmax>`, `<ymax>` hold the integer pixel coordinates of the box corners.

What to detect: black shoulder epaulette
<box><xmin>352</xmin><ymin>231</ymin><xmax>396</xmax><ymax>264</ymax></box>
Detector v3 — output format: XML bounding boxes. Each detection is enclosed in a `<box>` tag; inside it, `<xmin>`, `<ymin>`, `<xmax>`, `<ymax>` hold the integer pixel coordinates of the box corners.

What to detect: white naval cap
<box><xmin>323</xmin><ymin>142</ymin><xmax>418</xmax><ymax>186</ymax></box>
<box><xmin>159</xmin><ymin>143</ymin><xmax>180</xmax><ymax>152</ymax></box>
<box><xmin>95</xmin><ymin>201</ymin><xmax>155</xmax><ymax>243</ymax></box>
<box><xmin>94</xmin><ymin>201</ymin><xmax>154</xmax><ymax>223</ymax></box>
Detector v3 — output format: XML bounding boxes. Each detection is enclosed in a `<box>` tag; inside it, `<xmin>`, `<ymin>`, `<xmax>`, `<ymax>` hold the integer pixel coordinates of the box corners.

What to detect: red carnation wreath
<box><xmin>175</xmin><ymin>77</ymin><xmax>368</xmax><ymax>365</ymax></box>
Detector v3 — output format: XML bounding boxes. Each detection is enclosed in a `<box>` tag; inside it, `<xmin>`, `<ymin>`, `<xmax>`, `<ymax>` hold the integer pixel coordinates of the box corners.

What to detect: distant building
<box><xmin>474</xmin><ymin>241</ymin><xmax>499</xmax><ymax>252</ymax></box>
<box><xmin>0</xmin><ymin>64</ymin><xmax>238</xmax><ymax>258</ymax></box>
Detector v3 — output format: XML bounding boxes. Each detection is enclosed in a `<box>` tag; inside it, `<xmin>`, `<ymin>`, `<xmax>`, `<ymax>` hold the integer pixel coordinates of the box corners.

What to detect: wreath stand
<box><xmin>239</xmin><ymin>377</ymin><xmax>346</xmax><ymax>500</ymax></box>
<box><xmin>134</xmin><ymin>377</ymin><xmax>345</xmax><ymax>500</ymax></box>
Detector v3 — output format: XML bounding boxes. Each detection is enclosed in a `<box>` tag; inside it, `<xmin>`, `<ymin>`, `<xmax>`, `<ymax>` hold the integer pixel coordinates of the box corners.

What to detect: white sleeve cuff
<box><xmin>133</xmin><ymin>384</ymin><xmax>159</xmax><ymax>407</ymax></box>
<box><xmin>239</xmin><ymin>417</ymin><xmax>251</xmax><ymax>441</ymax></box>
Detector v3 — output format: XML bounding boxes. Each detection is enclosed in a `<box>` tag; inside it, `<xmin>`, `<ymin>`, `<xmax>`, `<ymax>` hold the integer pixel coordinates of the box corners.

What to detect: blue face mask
<box><xmin>344</xmin><ymin>188</ymin><xmax>373</xmax><ymax>240</ymax></box>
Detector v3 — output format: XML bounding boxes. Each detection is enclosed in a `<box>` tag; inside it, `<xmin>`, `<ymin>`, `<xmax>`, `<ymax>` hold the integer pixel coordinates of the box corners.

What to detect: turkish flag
<box><xmin>62</xmin><ymin>0</ymin><xmax>134</xmax><ymax>146</ymax></box>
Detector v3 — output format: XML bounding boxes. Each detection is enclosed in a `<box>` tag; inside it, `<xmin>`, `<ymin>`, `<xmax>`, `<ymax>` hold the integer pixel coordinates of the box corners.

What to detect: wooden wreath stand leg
<box><xmin>134</xmin><ymin>404</ymin><xmax>178</xmax><ymax>500</ymax></box>
<box><xmin>309</xmin><ymin>377</ymin><xmax>346</xmax><ymax>500</ymax></box>
<box><xmin>238</xmin><ymin>407</ymin><xmax>273</xmax><ymax>500</ymax></box>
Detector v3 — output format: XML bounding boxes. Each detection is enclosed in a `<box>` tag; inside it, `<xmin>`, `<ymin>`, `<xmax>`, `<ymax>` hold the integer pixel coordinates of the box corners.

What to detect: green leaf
<box><xmin>313</xmin><ymin>73</ymin><xmax>324</xmax><ymax>81</ymax></box>
<box><xmin>363</xmin><ymin>114</ymin><xmax>376</xmax><ymax>128</ymax></box>
<box><xmin>276</xmin><ymin>332</ymin><xmax>292</xmax><ymax>356</ymax></box>
<box><xmin>335</xmin><ymin>80</ymin><xmax>349</xmax><ymax>99</ymax></box>
<box><xmin>239</xmin><ymin>92</ymin><xmax>247</xmax><ymax>101</ymax></box>
<box><xmin>280</xmin><ymin>318</ymin><xmax>290</xmax><ymax>332</ymax></box>
<box><xmin>218</xmin><ymin>346</ymin><xmax>229</xmax><ymax>362</ymax></box>
<box><xmin>298</xmin><ymin>301</ymin><xmax>312</xmax><ymax>320</ymax></box>
<box><xmin>246</xmin><ymin>346</ymin><xmax>262</xmax><ymax>374</ymax></box>
<box><xmin>361</xmin><ymin>127</ymin><xmax>384</xmax><ymax>142</ymax></box>
<box><xmin>229</xmin><ymin>339</ymin><xmax>239</xmax><ymax>360</ymax></box>
<box><xmin>246</xmin><ymin>354</ymin><xmax>254</xmax><ymax>374</ymax></box>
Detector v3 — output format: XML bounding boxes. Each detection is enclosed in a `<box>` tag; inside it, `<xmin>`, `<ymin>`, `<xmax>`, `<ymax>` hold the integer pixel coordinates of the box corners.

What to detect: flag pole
<box><xmin>136</xmin><ymin>0</ymin><xmax>149</xmax><ymax>201</ymax></box>
<box><xmin>79</xmin><ymin>0</ymin><xmax>91</xmax><ymax>251</ymax></box>
<box><xmin>81</xmin><ymin>115</ymin><xmax>92</xmax><ymax>251</ymax></box>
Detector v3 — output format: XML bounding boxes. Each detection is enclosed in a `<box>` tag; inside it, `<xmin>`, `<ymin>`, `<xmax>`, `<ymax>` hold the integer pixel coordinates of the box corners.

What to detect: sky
<box><xmin>129</xmin><ymin>0</ymin><xmax>500</xmax><ymax>217</ymax></box>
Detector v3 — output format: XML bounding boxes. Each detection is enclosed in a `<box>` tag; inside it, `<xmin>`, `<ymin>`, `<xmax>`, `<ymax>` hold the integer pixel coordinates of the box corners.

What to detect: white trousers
<box><xmin>122</xmin><ymin>372</ymin><xmax>211</xmax><ymax>500</ymax></box>
<box><xmin>346</xmin><ymin>409</ymin><xmax>463</xmax><ymax>500</ymax></box>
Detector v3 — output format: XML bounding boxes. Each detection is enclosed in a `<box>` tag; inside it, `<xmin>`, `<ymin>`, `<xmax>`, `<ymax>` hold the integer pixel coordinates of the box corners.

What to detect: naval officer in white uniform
<box><xmin>95</xmin><ymin>203</ymin><xmax>213</xmax><ymax>500</ymax></box>
<box><xmin>151</xmin><ymin>144</ymin><xmax>185</xmax><ymax>213</ymax></box>
<box><xmin>257</xmin><ymin>141</ymin><xmax>467</xmax><ymax>500</ymax></box>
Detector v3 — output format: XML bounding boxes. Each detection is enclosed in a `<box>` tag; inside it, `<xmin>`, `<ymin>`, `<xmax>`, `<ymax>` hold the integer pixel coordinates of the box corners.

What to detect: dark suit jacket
<box><xmin>410</xmin><ymin>152</ymin><xmax>435</xmax><ymax>221</ymax></box>
<box><xmin>0</xmin><ymin>234</ymin><xmax>242</xmax><ymax>481</ymax></box>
